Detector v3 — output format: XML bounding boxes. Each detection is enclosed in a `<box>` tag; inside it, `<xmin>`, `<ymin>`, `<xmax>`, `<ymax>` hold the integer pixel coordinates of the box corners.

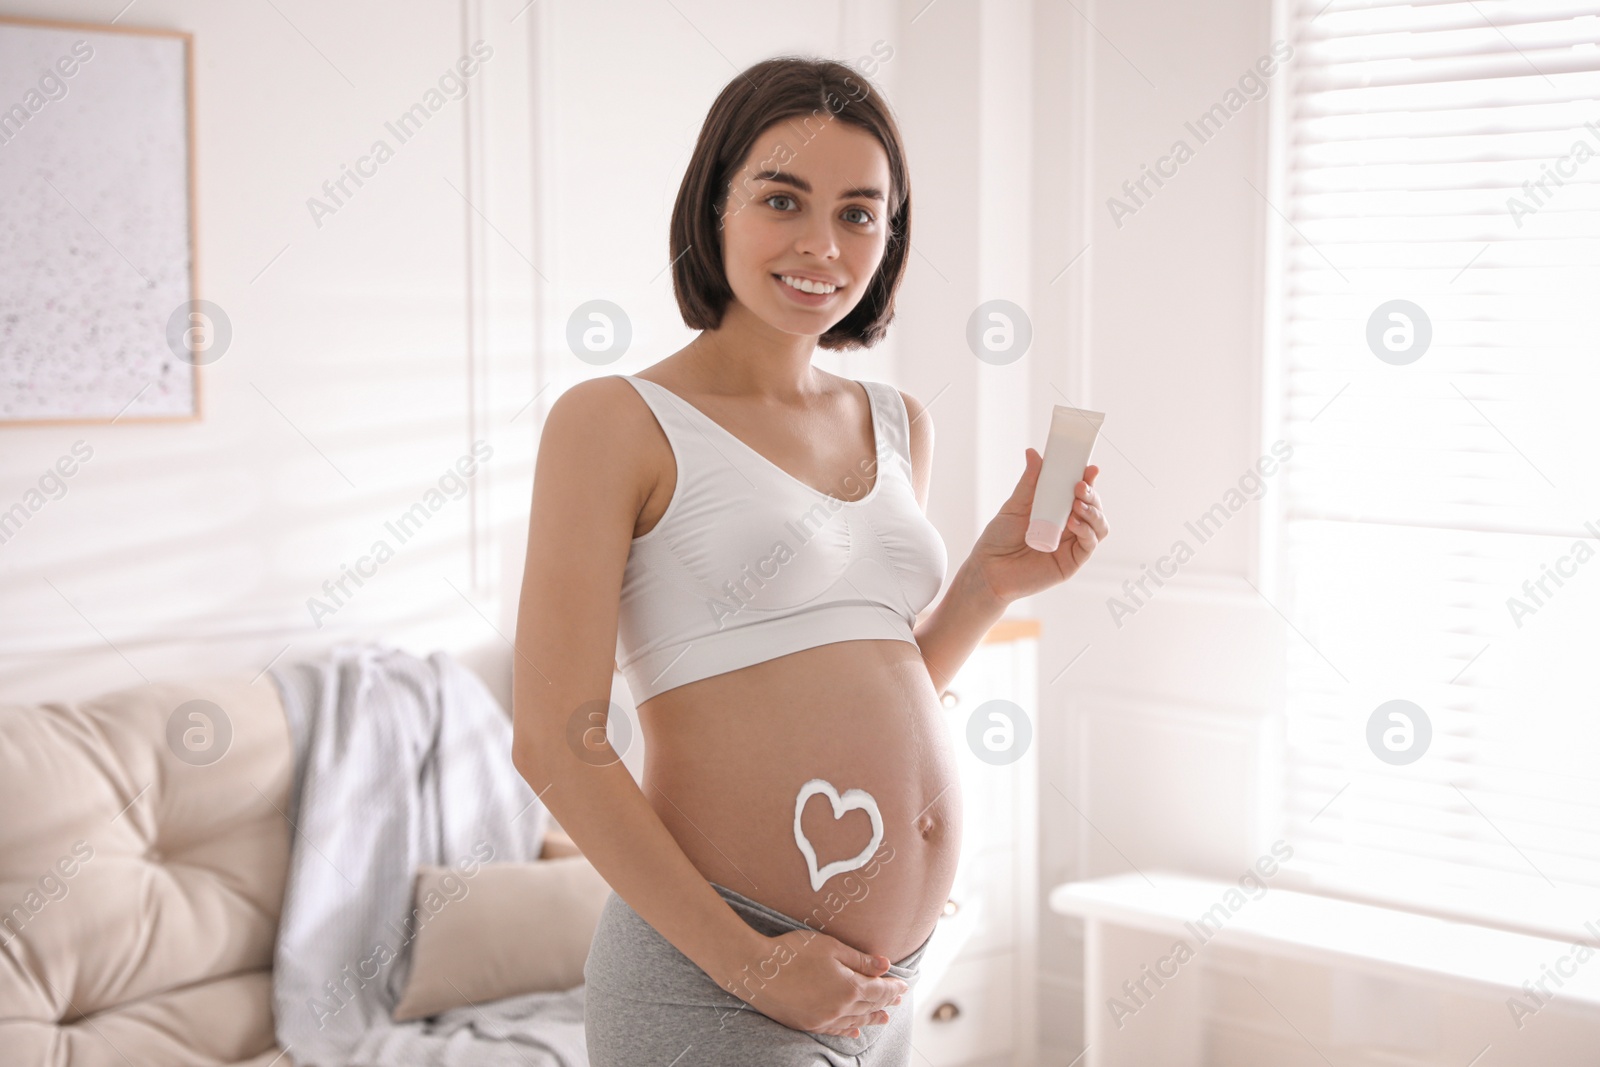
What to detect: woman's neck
<box><xmin>683</xmin><ymin>305</ymin><xmax>827</xmax><ymax>400</ymax></box>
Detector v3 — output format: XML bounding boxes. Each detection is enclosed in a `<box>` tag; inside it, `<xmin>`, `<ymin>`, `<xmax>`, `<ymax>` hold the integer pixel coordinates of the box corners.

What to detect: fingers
<box><xmin>867</xmin><ymin>973</ymin><xmax>909</xmax><ymax>1000</ymax></box>
<box><xmin>829</xmin><ymin>1009</ymin><xmax>890</xmax><ymax>1035</ymax></box>
<box><xmin>845</xmin><ymin>975</ymin><xmax>906</xmax><ymax>1019</ymax></box>
<box><xmin>848</xmin><ymin>949</ymin><xmax>891</xmax><ymax>977</ymax></box>
<box><xmin>1066</xmin><ymin>497</ymin><xmax>1108</xmax><ymax>539</ymax></box>
<box><xmin>844</xmin><ymin>949</ymin><xmax>905</xmax><ymax>998</ymax></box>
<box><xmin>822</xmin><ymin>1001</ymin><xmax>900</xmax><ymax>1037</ymax></box>
<box><xmin>1065</xmin><ymin>509</ymin><xmax>1106</xmax><ymax>553</ymax></box>
<box><xmin>842</xmin><ymin>981</ymin><xmax>905</xmax><ymax>1019</ymax></box>
<box><xmin>1068</xmin><ymin>475</ymin><xmax>1109</xmax><ymax>541</ymax></box>
<box><xmin>1066</xmin><ymin>523</ymin><xmax>1100</xmax><ymax>556</ymax></box>
<box><xmin>1003</xmin><ymin>448</ymin><xmax>1043</xmax><ymax>510</ymax></box>
<box><xmin>830</xmin><ymin>952</ymin><xmax>908</xmax><ymax>1036</ymax></box>
<box><xmin>1075</xmin><ymin>468</ymin><xmax>1102</xmax><ymax>508</ymax></box>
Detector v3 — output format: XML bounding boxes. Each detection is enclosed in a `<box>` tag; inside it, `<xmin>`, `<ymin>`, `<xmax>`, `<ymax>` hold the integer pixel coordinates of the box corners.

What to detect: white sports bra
<box><xmin>613</xmin><ymin>374</ymin><xmax>949</xmax><ymax>703</ymax></box>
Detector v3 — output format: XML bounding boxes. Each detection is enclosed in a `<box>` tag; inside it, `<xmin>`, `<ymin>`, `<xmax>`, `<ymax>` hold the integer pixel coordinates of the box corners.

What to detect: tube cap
<box><xmin>1025</xmin><ymin>518</ymin><xmax>1063</xmax><ymax>553</ymax></box>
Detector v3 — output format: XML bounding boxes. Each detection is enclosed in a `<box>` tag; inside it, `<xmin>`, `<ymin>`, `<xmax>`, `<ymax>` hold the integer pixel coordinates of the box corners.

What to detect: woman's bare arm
<box><xmin>913</xmin><ymin>559</ymin><xmax>1009</xmax><ymax>698</ymax></box>
<box><xmin>510</xmin><ymin>377</ymin><xmax>766</xmax><ymax>990</ymax></box>
<box><xmin>896</xmin><ymin>389</ymin><xmax>1009</xmax><ymax>699</ymax></box>
<box><xmin>538</xmin><ymin>828</ymin><xmax>581</xmax><ymax>859</ymax></box>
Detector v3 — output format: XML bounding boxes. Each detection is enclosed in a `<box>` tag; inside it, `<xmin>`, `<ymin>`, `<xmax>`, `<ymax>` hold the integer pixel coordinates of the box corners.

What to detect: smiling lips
<box><xmin>774</xmin><ymin>273</ymin><xmax>844</xmax><ymax>302</ymax></box>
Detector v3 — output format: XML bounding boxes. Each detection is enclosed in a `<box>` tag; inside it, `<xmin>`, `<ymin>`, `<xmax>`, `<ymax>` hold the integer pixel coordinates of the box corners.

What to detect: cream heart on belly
<box><xmin>793</xmin><ymin>777</ymin><xmax>885</xmax><ymax>893</ymax></box>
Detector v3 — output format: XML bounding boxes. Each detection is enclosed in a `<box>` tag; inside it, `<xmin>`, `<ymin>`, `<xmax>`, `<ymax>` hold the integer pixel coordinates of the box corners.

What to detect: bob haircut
<box><xmin>669</xmin><ymin>55</ymin><xmax>911</xmax><ymax>351</ymax></box>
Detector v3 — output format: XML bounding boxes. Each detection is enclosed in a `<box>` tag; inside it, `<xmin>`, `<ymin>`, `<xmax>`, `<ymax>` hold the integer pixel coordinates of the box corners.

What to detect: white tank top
<box><xmin>613</xmin><ymin>374</ymin><xmax>949</xmax><ymax>703</ymax></box>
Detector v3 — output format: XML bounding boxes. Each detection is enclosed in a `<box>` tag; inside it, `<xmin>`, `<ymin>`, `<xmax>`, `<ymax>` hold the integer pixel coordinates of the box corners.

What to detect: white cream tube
<box><xmin>1026</xmin><ymin>404</ymin><xmax>1105</xmax><ymax>552</ymax></box>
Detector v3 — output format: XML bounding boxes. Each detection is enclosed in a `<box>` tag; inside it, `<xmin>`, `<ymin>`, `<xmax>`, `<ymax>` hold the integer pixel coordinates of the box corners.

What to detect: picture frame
<box><xmin>0</xmin><ymin>14</ymin><xmax>202</xmax><ymax>426</ymax></box>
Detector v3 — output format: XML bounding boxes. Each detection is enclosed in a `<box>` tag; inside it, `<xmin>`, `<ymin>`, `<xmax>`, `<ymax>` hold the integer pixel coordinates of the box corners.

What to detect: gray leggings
<box><xmin>583</xmin><ymin>882</ymin><xmax>935</xmax><ymax>1066</ymax></box>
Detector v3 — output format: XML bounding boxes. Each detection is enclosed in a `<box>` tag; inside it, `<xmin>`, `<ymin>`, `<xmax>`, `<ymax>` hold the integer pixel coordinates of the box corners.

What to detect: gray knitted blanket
<box><xmin>268</xmin><ymin>642</ymin><xmax>587</xmax><ymax>1067</ymax></box>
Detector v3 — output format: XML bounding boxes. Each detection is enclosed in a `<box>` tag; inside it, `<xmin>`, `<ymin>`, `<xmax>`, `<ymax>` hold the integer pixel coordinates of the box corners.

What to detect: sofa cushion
<box><xmin>0</xmin><ymin>677</ymin><xmax>294</xmax><ymax>1065</ymax></box>
<box><xmin>391</xmin><ymin>856</ymin><xmax>611</xmax><ymax>1022</ymax></box>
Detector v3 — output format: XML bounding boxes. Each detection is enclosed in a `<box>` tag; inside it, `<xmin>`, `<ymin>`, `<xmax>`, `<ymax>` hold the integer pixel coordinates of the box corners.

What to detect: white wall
<box><xmin>1</xmin><ymin>0</ymin><xmax>924</xmax><ymax>707</ymax></box>
<box><xmin>1</xmin><ymin>0</ymin><xmax>537</xmax><ymax>707</ymax></box>
<box><xmin>1026</xmin><ymin>1</ymin><xmax>1600</xmax><ymax>1064</ymax></box>
<box><xmin>1024</xmin><ymin>0</ymin><xmax>1289</xmax><ymax>1057</ymax></box>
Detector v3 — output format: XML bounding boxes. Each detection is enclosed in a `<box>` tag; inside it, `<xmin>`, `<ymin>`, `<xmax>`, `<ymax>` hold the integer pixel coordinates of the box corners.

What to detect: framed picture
<box><xmin>0</xmin><ymin>14</ymin><xmax>202</xmax><ymax>425</ymax></box>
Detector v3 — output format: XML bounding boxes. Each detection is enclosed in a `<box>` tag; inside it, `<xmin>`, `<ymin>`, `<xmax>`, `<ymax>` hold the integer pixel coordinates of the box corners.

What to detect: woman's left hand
<box><xmin>969</xmin><ymin>449</ymin><xmax>1108</xmax><ymax>606</ymax></box>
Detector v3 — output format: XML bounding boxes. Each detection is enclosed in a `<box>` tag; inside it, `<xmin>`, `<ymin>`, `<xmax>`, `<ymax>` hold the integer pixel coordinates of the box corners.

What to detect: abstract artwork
<box><xmin>0</xmin><ymin>16</ymin><xmax>199</xmax><ymax>424</ymax></box>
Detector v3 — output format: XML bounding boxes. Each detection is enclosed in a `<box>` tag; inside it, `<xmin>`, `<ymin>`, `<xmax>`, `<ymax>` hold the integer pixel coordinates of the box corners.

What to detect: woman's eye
<box><xmin>764</xmin><ymin>195</ymin><xmax>873</xmax><ymax>226</ymax></box>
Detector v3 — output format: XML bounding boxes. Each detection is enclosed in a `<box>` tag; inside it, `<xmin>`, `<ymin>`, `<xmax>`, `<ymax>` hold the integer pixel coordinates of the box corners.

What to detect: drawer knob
<box><xmin>931</xmin><ymin>1000</ymin><xmax>961</xmax><ymax>1022</ymax></box>
<box><xmin>941</xmin><ymin>898</ymin><xmax>960</xmax><ymax>917</ymax></box>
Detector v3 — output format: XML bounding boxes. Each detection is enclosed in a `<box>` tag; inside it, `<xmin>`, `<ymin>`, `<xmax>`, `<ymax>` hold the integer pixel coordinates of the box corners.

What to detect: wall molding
<box><xmin>1070</xmin><ymin>689</ymin><xmax>1275</xmax><ymax>881</ymax></box>
<box><xmin>1054</xmin><ymin>567</ymin><xmax>1277</xmax><ymax>608</ymax></box>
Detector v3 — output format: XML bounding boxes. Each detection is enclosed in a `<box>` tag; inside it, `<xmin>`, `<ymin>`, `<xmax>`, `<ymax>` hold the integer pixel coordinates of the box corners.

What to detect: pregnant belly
<box><xmin>635</xmin><ymin>638</ymin><xmax>964</xmax><ymax>964</ymax></box>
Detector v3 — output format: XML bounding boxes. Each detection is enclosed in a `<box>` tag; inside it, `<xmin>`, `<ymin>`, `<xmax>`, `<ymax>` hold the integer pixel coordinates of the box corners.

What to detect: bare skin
<box><xmin>627</xmin><ymin>366</ymin><xmax>961</xmax><ymax>958</ymax></box>
<box><xmin>512</xmin><ymin>116</ymin><xmax>1110</xmax><ymax>1041</ymax></box>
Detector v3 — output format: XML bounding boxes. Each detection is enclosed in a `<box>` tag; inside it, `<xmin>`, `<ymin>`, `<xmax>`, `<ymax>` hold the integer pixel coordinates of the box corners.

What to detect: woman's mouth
<box><xmin>773</xmin><ymin>273</ymin><xmax>842</xmax><ymax>306</ymax></box>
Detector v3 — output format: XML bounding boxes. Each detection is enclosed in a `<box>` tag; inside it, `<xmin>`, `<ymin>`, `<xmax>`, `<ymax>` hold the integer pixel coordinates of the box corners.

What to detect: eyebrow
<box><xmin>753</xmin><ymin>168</ymin><xmax>886</xmax><ymax>202</ymax></box>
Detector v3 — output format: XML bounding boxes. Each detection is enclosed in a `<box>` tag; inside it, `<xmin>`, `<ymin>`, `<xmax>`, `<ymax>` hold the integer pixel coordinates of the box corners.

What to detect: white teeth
<box><xmin>780</xmin><ymin>274</ymin><xmax>837</xmax><ymax>295</ymax></box>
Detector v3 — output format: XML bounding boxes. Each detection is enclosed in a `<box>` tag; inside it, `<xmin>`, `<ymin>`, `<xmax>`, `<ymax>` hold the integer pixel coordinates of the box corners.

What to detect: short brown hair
<box><xmin>669</xmin><ymin>55</ymin><xmax>911</xmax><ymax>351</ymax></box>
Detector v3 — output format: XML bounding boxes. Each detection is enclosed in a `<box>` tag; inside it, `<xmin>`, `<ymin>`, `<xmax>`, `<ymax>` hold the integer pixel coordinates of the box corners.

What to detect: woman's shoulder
<box><xmin>542</xmin><ymin>375</ymin><xmax>672</xmax><ymax>480</ymax></box>
<box><xmin>548</xmin><ymin>372</ymin><xmax>652</xmax><ymax>422</ymax></box>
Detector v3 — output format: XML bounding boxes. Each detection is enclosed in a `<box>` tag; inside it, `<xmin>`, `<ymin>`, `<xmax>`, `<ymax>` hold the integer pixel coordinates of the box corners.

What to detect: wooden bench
<box><xmin>1050</xmin><ymin>872</ymin><xmax>1600</xmax><ymax>1067</ymax></box>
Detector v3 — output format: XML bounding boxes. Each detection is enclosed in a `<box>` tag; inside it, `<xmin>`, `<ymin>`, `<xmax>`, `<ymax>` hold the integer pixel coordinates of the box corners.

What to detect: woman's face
<box><xmin>717</xmin><ymin>117</ymin><xmax>892</xmax><ymax>338</ymax></box>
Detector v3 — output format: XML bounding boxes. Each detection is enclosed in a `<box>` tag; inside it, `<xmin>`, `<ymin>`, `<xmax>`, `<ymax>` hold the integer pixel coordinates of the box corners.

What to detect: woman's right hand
<box><xmin>728</xmin><ymin>928</ymin><xmax>909</xmax><ymax>1037</ymax></box>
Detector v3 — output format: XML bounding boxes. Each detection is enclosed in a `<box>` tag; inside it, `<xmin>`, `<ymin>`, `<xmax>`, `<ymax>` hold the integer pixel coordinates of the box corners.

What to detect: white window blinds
<box><xmin>1273</xmin><ymin>0</ymin><xmax>1600</xmax><ymax>935</ymax></box>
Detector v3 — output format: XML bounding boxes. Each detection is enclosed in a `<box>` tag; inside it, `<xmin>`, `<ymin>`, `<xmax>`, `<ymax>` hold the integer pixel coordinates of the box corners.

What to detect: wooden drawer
<box><xmin>946</xmin><ymin>845</ymin><xmax>1016</xmax><ymax>957</ymax></box>
<box><xmin>910</xmin><ymin>949</ymin><xmax>1016</xmax><ymax>1066</ymax></box>
<box><xmin>941</xmin><ymin>640</ymin><xmax>1027</xmax><ymax>860</ymax></box>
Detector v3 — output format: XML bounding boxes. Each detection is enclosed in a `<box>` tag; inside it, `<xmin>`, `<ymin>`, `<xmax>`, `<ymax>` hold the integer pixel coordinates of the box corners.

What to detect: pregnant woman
<box><xmin>512</xmin><ymin>56</ymin><xmax>1107</xmax><ymax>1066</ymax></box>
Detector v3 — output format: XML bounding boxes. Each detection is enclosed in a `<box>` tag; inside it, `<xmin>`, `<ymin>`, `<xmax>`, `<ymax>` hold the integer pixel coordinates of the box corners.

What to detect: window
<box><xmin>1272</xmin><ymin>0</ymin><xmax>1600</xmax><ymax>936</ymax></box>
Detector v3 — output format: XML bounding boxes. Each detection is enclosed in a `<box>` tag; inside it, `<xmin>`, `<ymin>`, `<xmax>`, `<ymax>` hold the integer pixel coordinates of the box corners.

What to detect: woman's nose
<box><xmin>793</xmin><ymin>217</ymin><xmax>840</xmax><ymax>259</ymax></box>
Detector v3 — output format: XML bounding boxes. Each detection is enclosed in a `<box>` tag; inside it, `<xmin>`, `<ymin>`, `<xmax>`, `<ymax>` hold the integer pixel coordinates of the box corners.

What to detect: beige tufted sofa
<box><xmin>6</xmin><ymin>659</ymin><xmax>601</xmax><ymax>1067</ymax></box>
<box><xmin>1</xmin><ymin>668</ymin><xmax>585</xmax><ymax>1067</ymax></box>
<box><xmin>1</xmin><ymin>676</ymin><xmax>297</xmax><ymax>1065</ymax></box>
